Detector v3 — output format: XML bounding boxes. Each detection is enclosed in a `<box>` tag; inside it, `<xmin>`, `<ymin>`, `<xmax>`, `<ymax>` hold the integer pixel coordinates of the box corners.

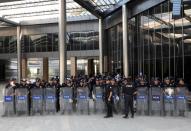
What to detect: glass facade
<box><xmin>0</xmin><ymin>36</ymin><xmax>17</xmax><ymax>53</ymax></box>
<box><xmin>0</xmin><ymin>31</ymin><xmax>99</xmax><ymax>54</ymax></box>
<box><xmin>0</xmin><ymin>31</ymin><xmax>99</xmax><ymax>80</ymax></box>
<box><xmin>107</xmin><ymin>23</ymin><xmax>123</xmax><ymax>74</ymax></box>
<box><xmin>107</xmin><ymin>0</ymin><xmax>191</xmax><ymax>82</ymax></box>
<box><xmin>21</xmin><ymin>34</ymin><xmax>59</xmax><ymax>52</ymax></box>
<box><xmin>68</xmin><ymin>31</ymin><xmax>99</xmax><ymax>51</ymax></box>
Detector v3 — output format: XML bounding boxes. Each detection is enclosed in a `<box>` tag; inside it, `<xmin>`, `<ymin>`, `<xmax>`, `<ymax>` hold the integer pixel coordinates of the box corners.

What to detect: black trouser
<box><xmin>106</xmin><ymin>100</ymin><xmax>113</xmax><ymax>116</ymax></box>
<box><xmin>124</xmin><ymin>95</ymin><xmax>134</xmax><ymax>117</ymax></box>
<box><xmin>88</xmin><ymin>85</ymin><xmax>94</xmax><ymax>98</ymax></box>
<box><xmin>56</xmin><ymin>88</ymin><xmax>60</xmax><ymax>112</ymax></box>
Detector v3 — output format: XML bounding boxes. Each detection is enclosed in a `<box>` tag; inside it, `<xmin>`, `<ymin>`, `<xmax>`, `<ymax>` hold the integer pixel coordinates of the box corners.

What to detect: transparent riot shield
<box><xmin>77</xmin><ymin>87</ymin><xmax>89</xmax><ymax>114</ymax></box>
<box><xmin>163</xmin><ymin>87</ymin><xmax>175</xmax><ymax>116</ymax></box>
<box><xmin>175</xmin><ymin>87</ymin><xmax>188</xmax><ymax>117</ymax></box>
<box><xmin>119</xmin><ymin>86</ymin><xmax>125</xmax><ymax>114</ymax></box>
<box><xmin>15</xmin><ymin>88</ymin><xmax>29</xmax><ymax>115</ymax></box>
<box><xmin>93</xmin><ymin>86</ymin><xmax>105</xmax><ymax>113</ymax></box>
<box><xmin>136</xmin><ymin>86</ymin><xmax>149</xmax><ymax>115</ymax></box>
<box><xmin>112</xmin><ymin>86</ymin><xmax>120</xmax><ymax>114</ymax></box>
<box><xmin>44</xmin><ymin>87</ymin><xmax>57</xmax><ymax>114</ymax></box>
<box><xmin>3</xmin><ymin>86</ymin><xmax>15</xmax><ymax>116</ymax></box>
<box><xmin>149</xmin><ymin>87</ymin><xmax>163</xmax><ymax>116</ymax></box>
<box><xmin>60</xmin><ymin>87</ymin><xmax>73</xmax><ymax>114</ymax></box>
<box><xmin>30</xmin><ymin>88</ymin><xmax>44</xmax><ymax>115</ymax></box>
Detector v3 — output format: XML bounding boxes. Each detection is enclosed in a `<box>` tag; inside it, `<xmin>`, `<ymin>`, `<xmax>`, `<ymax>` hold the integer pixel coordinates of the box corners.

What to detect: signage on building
<box><xmin>172</xmin><ymin>0</ymin><xmax>184</xmax><ymax>19</ymax></box>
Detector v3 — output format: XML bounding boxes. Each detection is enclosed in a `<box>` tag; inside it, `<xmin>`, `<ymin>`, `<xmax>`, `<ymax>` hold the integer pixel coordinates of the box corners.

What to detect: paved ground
<box><xmin>0</xmin><ymin>112</ymin><xmax>190</xmax><ymax>131</ymax></box>
<box><xmin>0</xmin><ymin>99</ymin><xmax>191</xmax><ymax>131</ymax></box>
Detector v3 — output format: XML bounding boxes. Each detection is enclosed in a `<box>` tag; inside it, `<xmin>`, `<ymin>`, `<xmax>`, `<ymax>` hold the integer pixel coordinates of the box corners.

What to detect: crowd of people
<box><xmin>4</xmin><ymin>74</ymin><xmax>190</xmax><ymax>118</ymax></box>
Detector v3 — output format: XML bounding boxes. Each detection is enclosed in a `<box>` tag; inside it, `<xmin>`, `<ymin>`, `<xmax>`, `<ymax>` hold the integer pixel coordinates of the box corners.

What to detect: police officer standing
<box><xmin>104</xmin><ymin>77</ymin><xmax>113</xmax><ymax>118</ymax></box>
<box><xmin>52</xmin><ymin>77</ymin><xmax>61</xmax><ymax>112</ymax></box>
<box><xmin>175</xmin><ymin>78</ymin><xmax>189</xmax><ymax>116</ymax></box>
<box><xmin>122</xmin><ymin>77</ymin><xmax>137</xmax><ymax>118</ymax></box>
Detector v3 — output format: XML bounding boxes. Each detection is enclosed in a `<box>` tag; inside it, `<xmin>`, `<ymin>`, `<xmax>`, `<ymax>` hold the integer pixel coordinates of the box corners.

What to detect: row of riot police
<box><xmin>91</xmin><ymin>76</ymin><xmax>190</xmax><ymax>118</ymax></box>
<box><xmin>2</xmin><ymin>76</ymin><xmax>190</xmax><ymax>118</ymax></box>
<box><xmin>3</xmin><ymin>78</ymin><xmax>61</xmax><ymax>116</ymax></box>
<box><xmin>3</xmin><ymin>77</ymin><xmax>94</xmax><ymax>116</ymax></box>
<box><xmin>135</xmin><ymin>77</ymin><xmax>189</xmax><ymax>117</ymax></box>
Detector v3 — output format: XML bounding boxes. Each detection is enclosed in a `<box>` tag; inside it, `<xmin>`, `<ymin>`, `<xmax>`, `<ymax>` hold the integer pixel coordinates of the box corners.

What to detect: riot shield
<box><xmin>76</xmin><ymin>87</ymin><xmax>89</xmax><ymax>114</ymax></box>
<box><xmin>15</xmin><ymin>88</ymin><xmax>29</xmax><ymax>115</ymax></box>
<box><xmin>60</xmin><ymin>87</ymin><xmax>73</xmax><ymax>114</ymax></box>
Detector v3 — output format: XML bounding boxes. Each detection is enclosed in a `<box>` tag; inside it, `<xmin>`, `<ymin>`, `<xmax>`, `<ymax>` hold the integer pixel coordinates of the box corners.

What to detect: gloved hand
<box><xmin>69</xmin><ymin>99</ymin><xmax>73</xmax><ymax>103</ymax></box>
<box><xmin>115</xmin><ymin>95</ymin><xmax>119</xmax><ymax>101</ymax></box>
<box><xmin>92</xmin><ymin>94</ymin><xmax>96</xmax><ymax>100</ymax></box>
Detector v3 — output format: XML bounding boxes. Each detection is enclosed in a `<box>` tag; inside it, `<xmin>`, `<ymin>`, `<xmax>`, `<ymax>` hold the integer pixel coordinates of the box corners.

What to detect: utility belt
<box><xmin>124</xmin><ymin>94</ymin><xmax>133</xmax><ymax>97</ymax></box>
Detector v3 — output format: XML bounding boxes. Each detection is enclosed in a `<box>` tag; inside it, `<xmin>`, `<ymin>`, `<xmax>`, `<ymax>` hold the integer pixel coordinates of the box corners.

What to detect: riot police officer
<box><xmin>150</xmin><ymin>77</ymin><xmax>161</xmax><ymax>87</ymax></box>
<box><xmin>3</xmin><ymin>78</ymin><xmax>19</xmax><ymax>116</ymax></box>
<box><xmin>31</xmin><ymin>78</ymin><xmax>43</xmax><ymax>89</ymax></box>
<box><xmin>162</xmin><ymin>77</ymin><xmax>176</xmax><ymax>116</ymax></box>
<box><xmin>5</xmin><ymin>78</ymin><xmax>19</xmax><ymax>90</ymax></box>
<box><xmin>100</xmin><ymin>77</ymin><xmax>106</xmax><ymax>103</ymax></box>
<box><xmin>111</xmin><ymin>78</ymin><xmax>120</xmax><ymax>114</ymax></box>
<box><xmin>92</xmin><ymin>78</ymin><xmax>100</xmax><ymax>100</ymax></box>
<box><xmin>162</xmin><ymin>77</ymin><xmax>175</xmax><ymax>88</ymax></box>
<box><xmin>162</xmin><ymin>77</ymin><xmax>176</xmax><ymax>98</ymax></box>
<box><xmin>104</xmin><ymin>77</ymin><xmax>113</xmax><ymax>118</ymax></box>
<box><xmin>88</xmin><ymin>76</ymin><xmax>96</xmax><ymax>98</ymax></box>
<box><xmin>15</xmin><ymin>79</ymin><xmax>30</xmax><ymax>115</ymax></box>
<box><xmin>175</xmin><ymin>78</ymin><xmax>189</xmax><ymax>116</ymax></box>
<box><xmin>52</xmin><ymin>77</ymin><xmax>61</xmax><ymax>112</ymax></box>
<box><xmin>122</xmin><ymin>78</ymin><xmax>137</xmax><ymax>118</ymax></box>
<box><xmin>135</xmin><ymin>78</ymin><xmax>149</xmax><ymax>115</ymax></box>
<box><xmin>19</xmin><ymin>79</ymin><xmax>29</xmax><ymax>88</ymax></box>
<box><xmin>149</xmin><ymin>77</ymin><xmax>163</xmax><ymax>115</ymax></box>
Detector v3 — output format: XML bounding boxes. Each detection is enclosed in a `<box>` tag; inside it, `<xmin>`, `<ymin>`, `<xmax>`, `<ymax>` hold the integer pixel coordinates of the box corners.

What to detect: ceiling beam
<box><xmin>0</xmin><ymin>17</ymin><xmax>19</xmax><ymax>26</ymax></box>
<box><xmin>147</xmin><ymin>14</ymin><xmax>173</xmax><ymax>28</ymax></box>
<box><xmin>184</xmin><ymin>13</ymin><xmax>191</xmax><ymax>23</ymax></box>
<box><xmin>103</xmin><ymin>0</ymin><xmax>168</xmax><ymax>18</ymax></box>
<box><xmin>103</xmin><ymin>0</ymin><xmax>131</xmax><ymax>18</ymax></box>
<box><xmin>152</xmin><ymin>24</ymin><xmax>191</xmax><ymax>33</ymax></box>
<box><xmin>176</xmin><ymin>35</ymin><xmax>191</xmax><ymax>41</ymax></box>
<box><xmin>73</xmin><ymin>0</ymin><xmax>104</xmax><ymax>18</ymax></box>
<box><xmin>0</xmin><ymin>0</ymin><xmax>22</xmax><ymax>3</ymax></box>
<box><xmin>130</xmin><ymin>0</ymin><xmax>167</xmax><ymax>18</ymax></box>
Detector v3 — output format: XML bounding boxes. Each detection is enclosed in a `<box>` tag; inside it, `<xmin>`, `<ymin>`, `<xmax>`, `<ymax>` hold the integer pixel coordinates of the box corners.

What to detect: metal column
<box><xmin>70</xmin><ymin>57</ymin><xmax>77</xmax><ymax>77</ymax></box>
<box><xmin>122</xmin><ymin>4</ymin><xmax>129</xmax><ymax>77</ymax></box>
<box><xmin>99</xmin><ymin>19</ymin><xmax>103</xmax><ymax>74</ymax></box>
<box><xmin>59</xmin><ymin>0</ymin><xmax>67</xmax><ymax>84</ymax></box>
<box><xmin>17</xmin><ymin>26</ymin><xmax>21</xmax><ymax>83</ymax></box>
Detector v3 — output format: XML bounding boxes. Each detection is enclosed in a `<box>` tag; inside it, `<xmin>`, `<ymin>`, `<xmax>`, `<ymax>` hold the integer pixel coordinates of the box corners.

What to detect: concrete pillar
<box><xmin>59</xmin><ymin>0</ymin><xmax>67</xmax><ymax>84</ymax></box>
<box><xmin>70</xmin><ymin>57</ymin><xmax>77</xmax><ymax>77</ymax></box>
<box><xmin>21</xmin><ymin>58</ymin><xmax>27</xmax><ymax>79</ymax></box>
<box><xmin>43</xmin><ymin>57</ymin><xmax>49</xmax><ymax>81</ymax></box>
<box><xmin>122</xmin><ymin>4</ymin><xmax>129</xmax><ymax>77</ymax></box>
<box><xmin>99</xmin><ymin>19</ymin><xmax>103</xmax><ymax>74</ymax></box>
<box><xmin>87</xmin><ymin>59</ymin><xmax>94</xmax><ymax>76</ymax></box>
<box><xmin>17</xmin><ymin>26</ymin><xmax>21</xmax><ymax>82</ymax></box>
<box><xmin>103</xmin><ymin>56</ymin><xmax>108</xmax><ymax>74</ymax></box>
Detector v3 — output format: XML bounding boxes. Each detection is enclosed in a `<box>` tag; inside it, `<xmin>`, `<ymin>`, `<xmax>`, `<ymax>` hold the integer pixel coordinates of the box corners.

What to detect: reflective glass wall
<box><xmin>21</xmin><ymin>31</ymin><xmax>98</xmax><ymax>53</ymax></box>
<box><xmin>0</xmin><ymin>31</ymin><xmax>99</xmax><ymax>54</ymax></box>
<box><xmin>107</xmin><ymin>0</ymin><xmax>191</xmax><ymax>82</ymax></box>
<box><xmin>128</xmin><ymin>0</ymin><xmax>191</xmax><ymax>81</ymax></box>
<box><xmin>107</xmin><ymin>23</ymin><xmax>123</xmax><ymax>74</ymax></box>
<box><xmin>0</xmin><ymin>36</ymin><xmax>17</xmax><ymax>53</ymax></box>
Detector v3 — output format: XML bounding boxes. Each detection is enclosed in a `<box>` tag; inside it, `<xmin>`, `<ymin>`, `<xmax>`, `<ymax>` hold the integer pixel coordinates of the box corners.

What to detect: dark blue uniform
<box><xmin>104</xmin><ymin>84</ymin><xmax>113</xmax><ymax>118</ymax></box>
<box><xmin>122</xmin><ymin>83</ymin><xmax>136</xmax><ymax>118</ymax></box>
